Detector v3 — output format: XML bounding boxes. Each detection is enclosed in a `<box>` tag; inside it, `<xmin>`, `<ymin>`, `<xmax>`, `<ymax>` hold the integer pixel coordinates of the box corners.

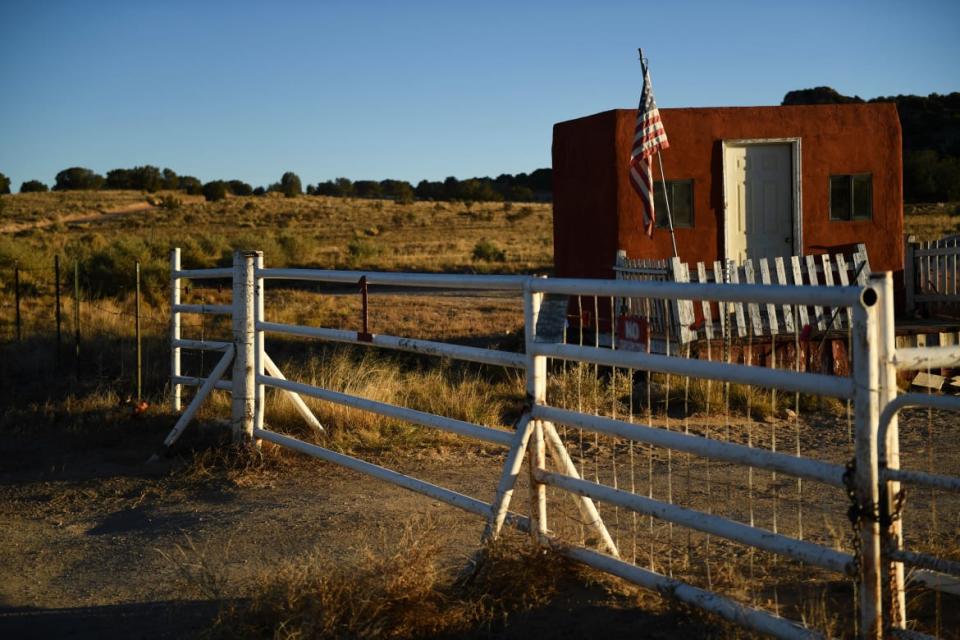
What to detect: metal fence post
<box><xmin>852</xmin><ymin>282</ymin><xmax>882</xmax><ymax>640</ymax></box>
<box><xmin>14</xmin><ymin>261</ymin><xmax>21</xmax><ymax>342</ymax></box>
<box><xmin>73</xmin><ymin>260</ymin><xmax>80</xmax><ymax>379</ymax></box>
<box><xmin>232</xmin><ymin>250</ymin><xmax>258</xmax><ymax>444</ymax></box>
<box><xmin>524</xmin><ymin>276</ymin><xmax>547</xmax><ymax>539</ymax></box>
<box><xmin>135</xmin><ymin>261</ymin><xmax>142</xmax><ymax>403</ymax></box>
<box><xmin>171</xmin><ymin>248</ymin><xmax>182</xmax><ymax>411</ymax></box>
<box><xmin>55</xmin><ymin>255</ymin><xmax>62</xmax><ymax>361</ymax></box>
<box><xmin>254</xmin><ymin>252</ymin><xmax>265</xmax><ymax>443</ymax></box>
<box><xmin>871</xmin><ymin>272</ymin><xmax>906</xmax><ymax>631</ymax></box>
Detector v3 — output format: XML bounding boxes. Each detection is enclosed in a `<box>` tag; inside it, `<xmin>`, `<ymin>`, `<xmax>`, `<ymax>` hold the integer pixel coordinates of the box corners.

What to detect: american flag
<box><xmin>630</xmin><ymin>59</ymin><xmax>669</xmax><ymax>238</ymax></box>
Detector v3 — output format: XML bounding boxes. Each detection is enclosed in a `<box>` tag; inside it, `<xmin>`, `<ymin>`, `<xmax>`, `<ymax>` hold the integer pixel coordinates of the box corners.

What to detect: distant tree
<box><xmin>782</xmin><ymin>87</ymin><xmax>864</xmax><ymax>106</ymax></box>
<box><xmin>314</xmin><ymin>180</ymin><xmax>338</xmax><ymax>196</ymax></box>
<box><xmin>354</xmin><ymin>180</ymin><xmax>382</xmax><ymax>198</ymax></box>
<box><xmin>305</xmin><ymin>184</ymin><xmax>317</xmax><ymax>195</ymax></box>
<box><xmin>105</xmin><ymin>168</ymin><xmax>133</xmax><ymax>189</ymax></box>
<box><xmin>381</xmin><ymin>179</ymin><xmax>414</xmax><ymax>203</ymax></box>
<box><xmin>334</xmin><ymin>177</ymin><xmax>354</xmax><ymax>197</ymax></box>
<box><xmin>202</xmin><ymin>180</ymin><xmax>228</xmax><ymax>202</ymax></box>
<box><xmin>0</xmin><ymin>172</ymin><xmax>10</xmax><ymax>194</ymax></box>
<box><xmin>280</xmin><ymin>171</ymin><xmax>302</xmax><ymax>198</ymax></box>
<box><xmin>179</xmin><ymin>176</ymin><xmax>203</xmax><ymax>195</ymax></box>
<box><xmin>20</xmin><ymin>180</ymin><xmax>48</xmax><ymax>193</ymax></box>
<box><xmin>54</xmin><ymin>167</ymin><xmax>104</xmax><ymax>191</ymax></box>
<box><xmin>508</xmin><ymin>185</ymin><xmax>535</xmax><ymax>201</ymax></box>
<box><xmin>162</xmin><ymin>168</ymin><xmax>179</xmax><ymax>190</ymax></box>
<box><xmin>228</xmin><ymin>180</ymin><xmax>254</xmax><ymax>196</ymax></box>
<box><xmin>129</xmin><ymin>165</ymin><xmax>163</xmax><ymax>192</ymax></box>
<box><xmin>253</xmin><ymin>186</ymin><xmax>267</xmax><ymax>196</ymax></box>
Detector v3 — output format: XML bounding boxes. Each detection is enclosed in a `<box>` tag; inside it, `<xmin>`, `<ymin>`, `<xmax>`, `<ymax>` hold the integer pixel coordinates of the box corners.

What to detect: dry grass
<box><xmin>904</xmin><ymin>202</ymin><xmax>960</xmax><ymax>240</ymax></box>
<box><xmin>171</xmin><ymin>520</ymin><xmax>606</xmax><ymax>640</ymax></box>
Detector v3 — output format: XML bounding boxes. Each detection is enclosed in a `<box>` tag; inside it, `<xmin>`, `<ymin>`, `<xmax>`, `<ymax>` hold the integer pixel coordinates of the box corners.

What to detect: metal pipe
<box><xmin>908</xmin><ymin>569</ymin><xmax>960</xmax><ymax>597</ymax></box>
<box><xmin>254</xmin><ymin>427</ymin><xmax>530</xmax><ymax>532</ymax></box>
<box><xmin>172</xmin><ymin>374</ymin><xmax>232</xmax><ymax>391</ymax></box>
<box><xmin>555</xmin><ymin>544</ymin><xmax>821</xmax><ymax>640</ymax></box>
<box><xmin>531</xmin><ymin>342</ymin><xmax>854</xmax><ymax>399</ymax></box>
<box><xmin>852</xmin><ymin>292</ymin><xmax>882</xmax><ymax>640</ymax></box>
<box><xmin>173</xmin><ymin>303</ymin><xmax>233</xmax><ymax>315</ymax></box>
<box><xmin>878</xmin><ymin>394</ymin><xmax>960</xmax><ymax>463</ymax></box>
<box><xmin>536</xmin><ymin>469</ymin><xmax>853</xmax><ymax>574</ymax></box>
<box><xmin>258</xmin><ymin>321</ymin><xmax>525</xmax><ymax>369</ymax></box>
<box><xmin>254</xmin><ymin>253</ymin><xmax>266</xmax><ymax>440</ymax></box>
<box><xmin>173</xmin><ymin>338</ymin><xmax>232</xmax><ymax>351</ymax></box>
<box><xmin>257</xmin><ymin>267</ymin><xmax>527</xmax><ymax>290</ymax></box>
<box><xmin>262</xmin><ymin>351</ymin><xmax>324</xmax><ymax>433</ymax></box>
<box><xmin>533</xmin><ymin>404</ymin><xmax>846</xmax><ymax>487</ymax></box>
<box><xmin>160</xmin><ymin>345</ymin><xmax>235</xmax><ymax>449</ymax></box>
<box><xmin>232</xmin><ymin>251</ymin><xmax>258</xmax><ymax>443</ymax></box>
<box><xmin>892</xmin><ymin>345</ymin><xmax>960</xmax><ymax>371</ymax></box>
<box><xmin>881</xmin><ymin>467</ymin><xmax>960</xmax><ymax>492</ymax></box>
<box><xmin>258</xmin><ymin>375</ymin><xmax>514</xmax><ymax>447</ymax></box>
<box><xmin>889</xmin><ymin>549</ymin><xmax>960</xmax><ymax>579</ymax></box>
<box><xmin>173</xmin><ymin>267</ymin><xmax>234</xmax><ymax>279</ymax></box>
<box><xmin>170</xmin><ymin>248</ymin><xmax>181</xmax><ymax>411</ymax></box>
<box><xmin>483</xmin><ymin>415</ymin><xmax>534</xmax><ymax>541</ymax></box>
<box><xmin>524</xmin><ymin>280</ymin><xmax>548</xmax><ymax>539</ymax></box>
<box><xmin>530</xmin><ymin>276</ymin><xmax>863</xmax><ymax>308</ymax></box>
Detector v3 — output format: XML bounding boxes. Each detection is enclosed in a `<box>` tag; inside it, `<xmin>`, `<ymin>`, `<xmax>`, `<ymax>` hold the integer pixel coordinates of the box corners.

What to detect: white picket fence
<box><xmin>614</xmin><ymin>245</ymin><xmax>871</xmax><ymax>345</ymax></box>
<box><xmin>905</xmin><ymin>234</ymin><xmax>960</xmax><ymax>315</ymax></box>
<box><xmin>161</xmin><ymin>248</ymin><xmax>960</xmax><ymax>640</ymax></box>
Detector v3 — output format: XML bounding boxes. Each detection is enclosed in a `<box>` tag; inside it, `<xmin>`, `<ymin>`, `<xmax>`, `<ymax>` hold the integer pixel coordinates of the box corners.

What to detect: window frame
<box><xmin>829</xmin><ymin>173</ymin><xmax>873</xmax><ymax>221</ymax></box>
<box><xmin>653</xmin><ymin>178</ymin><xmax>694</xmax><ymax>229</ymax></box>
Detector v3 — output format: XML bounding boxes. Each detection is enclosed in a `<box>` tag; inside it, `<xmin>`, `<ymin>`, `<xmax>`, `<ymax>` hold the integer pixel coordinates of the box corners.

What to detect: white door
<box><xmin>724</xmin><ymin>143</ymin><xmax>794</xmax><ymax>263</ymax></box>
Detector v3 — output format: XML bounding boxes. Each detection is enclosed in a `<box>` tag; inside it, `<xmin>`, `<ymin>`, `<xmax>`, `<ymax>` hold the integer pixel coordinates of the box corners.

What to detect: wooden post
<box><xmin>73</xmin><ymin>260</ymin><xmax>80</xmax><ymax>379</ymax></box>
<box><xmin>14</xmin><ymin>262</ymin><xmax>21</xmax><ymax>342</ymax></box>
<box><xmin>904</xmin><ymin>235</ymin><xmax>915</xmax><ymax>315</ymax></box>
<box><xmin>55</xmin><ymin>255</ymin><xmax>62</xmax><ymax>361</ymax></box>
<box><xmin>135</xmin><ymin>261</ymin><xmax>142</xmax><ymax>403</ymax></box>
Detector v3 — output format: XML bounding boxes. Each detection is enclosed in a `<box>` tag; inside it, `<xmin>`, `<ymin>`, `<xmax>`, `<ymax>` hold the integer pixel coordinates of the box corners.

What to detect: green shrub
<box><xmin>203</xmin><ymin>181</ymin><xmax>228</xmax><ymax>202</ymax></box>
<box><xmin>472</xmin><ymin>238</ymin><xmax>506</xmax><ymax>262</ymax></box>
<box><xmin>20</xmin><ymin>180</ymin><xmax>48</xmax><ymax>193</ymax></box>
<box><xmin>347</xmin><ymin>239</ymin><xmax>379</xmax><ymax>262</ymax></box>
<box><xmin>158</xmin><ymin>194</ymin><xmax>182</xmax><ymax>210</ymax></box>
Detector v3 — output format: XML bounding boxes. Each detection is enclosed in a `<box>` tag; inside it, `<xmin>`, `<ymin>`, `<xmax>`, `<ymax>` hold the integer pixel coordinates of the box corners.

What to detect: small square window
<box><xmin>830</xmin><ymin>174</ymin><xmax>872</xmax><ymax>221</ymax></box>
<box><xmin>654</xmin><ymin>179</ymin><xmax>694</xmax><ymax>228</ymax></box>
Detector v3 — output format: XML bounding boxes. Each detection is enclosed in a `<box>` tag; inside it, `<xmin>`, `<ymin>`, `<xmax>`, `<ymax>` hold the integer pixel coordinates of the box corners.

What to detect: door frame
<box><xmin>721</xmin><ymin>138</ymin><xmax>802</xmax><ymax>261</ymax></box>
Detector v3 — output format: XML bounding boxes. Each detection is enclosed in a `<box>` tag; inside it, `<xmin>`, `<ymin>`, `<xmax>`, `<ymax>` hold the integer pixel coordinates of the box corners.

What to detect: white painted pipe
<box><xmin>174</xmin><ymin>267</ymin><xmax>234</xmax><ymax>279</ymax></box>
<box><xmin>262</xmin><ymin>351</ymin><xmax>324</xmax><ymax>433</ymax></box>
<box><xmin>258</xmin><ymin>321</ymin><xmax>525</xmax><ymax>369</ymax></box>
<box><xmin>536</xmin><ymin>468</ymin><xmax>853</xmax><ymax>574</ymax></box>
<box><xmin>909</xmin><ymin>569</ymin><xmax>960</xmax><ymax>598</ymax></box>
<box><xmin>172</xmin><ymin>374</ymin><xmax>232</xmax><ymax>391</ymax></box>
<box><xmin>173</xmin><ymin>303</ymin><xmax>233</xmax><ymax>315</ymax></box>
<box><xmin>258</xmin><ymin>375</ymin><xmax>514</xmax><ymax>447</ymax></box>
<box><xmin>531</xmin><ymin>341</ymin><xmax>854</xmax><ymax>399</ymax></box>
<box><xmin>881</xmin><ymin>467</ymin><xmax>960</xmax><ymax>492</ymax></box>
<box><xmin>161</xmin><ymin>345</ymin><xmax>234</xmax><ymax>448</ymax></box>
<box><xmin>254</xmin><ymin>427</ymin><xmax>530</xmax><ymax>531</ymax></box>
<box><xmin>257</xmin><ymin>268</ymin><xmax>527</xmax><ymax>291</ymax></box>
<box><xmin>889</xmin><ymin>549</ymin><xmax>960</xmax><ymax>579</ymax></box>
<box><xmin>540</xmin><ymin>422</ymin><xmax>619</xmax><ymax>558</ymax></box>
<box><xmin>533</xmin><ymin>404</ymin><xmax>845</xmax><ymax>487</ymax></box>
<box><xmin>892</xmin><ymin>345</ymin><xmax>960</xmax><ymax>370</ymax></box>
<box><xmin>254</xmin><ymin>253</ymin><xmax>266</xmax><ymax>438</ymax></box>
<box><xmin>232</xmin><ymin>251</ymin><xmax>258</xmax><ymax>443</ymax></box>
<box><xmin>531</xmin><ymin>275</ymin><xmax>863</xmax><ymax>308</ymax></box>
<box><xmin>170</xmin><ymin>248</ymin><xmax>182</xmax><ymax>412</ymax></box>
<box><xmin>173</xmin><ymin>338</ymin><xmax>232</xmax><ymax>351</ymax></box>
<box><xmin>555</xmin><ymin>544</ymin><xmax>821</xmax><ymax>640</ymax></box>
<box><xmin>483</xmin><ymin>415</ymin><xmax>535</xmax><ymax>541</ymax></box>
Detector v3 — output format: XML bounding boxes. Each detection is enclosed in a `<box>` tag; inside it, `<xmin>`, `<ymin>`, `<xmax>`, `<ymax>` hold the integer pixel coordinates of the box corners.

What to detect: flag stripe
<box><xmin>629</xmin><ymin>59</ymin><xmax>668</xmax><ymax>238</ymax></box>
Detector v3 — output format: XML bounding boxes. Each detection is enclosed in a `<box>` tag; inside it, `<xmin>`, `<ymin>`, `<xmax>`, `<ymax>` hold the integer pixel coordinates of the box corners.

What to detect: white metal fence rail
<box><xmin>160</xmin><ymin>248</ymin><xmax>959</xmax><ymax>640</ymax></box>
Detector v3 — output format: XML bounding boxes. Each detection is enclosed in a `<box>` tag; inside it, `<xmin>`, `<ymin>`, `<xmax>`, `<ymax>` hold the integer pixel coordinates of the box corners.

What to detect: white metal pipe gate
<box><xmin>162</xmin><ymin>249</ymin><xmax>960</xmax><ymax>640</ymax></box>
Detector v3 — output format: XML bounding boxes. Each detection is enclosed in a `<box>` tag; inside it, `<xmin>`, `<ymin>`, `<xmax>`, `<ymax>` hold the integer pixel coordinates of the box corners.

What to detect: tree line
<box><xmin>783</xmin><ymin>87</ymin><xmax>960</xmax><ymax>202</ymax></box>
<box><xmin>0</xmin><ymin>165</ymin><xmax>552</xmax><ymax>204</ymax></box>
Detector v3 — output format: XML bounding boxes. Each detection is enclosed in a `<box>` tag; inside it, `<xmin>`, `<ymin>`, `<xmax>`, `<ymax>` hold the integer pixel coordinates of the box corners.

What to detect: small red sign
<box><xmin>616</xmin><ymin>316</ymin><xmax>648</xmax><ymax>352</ymax></box>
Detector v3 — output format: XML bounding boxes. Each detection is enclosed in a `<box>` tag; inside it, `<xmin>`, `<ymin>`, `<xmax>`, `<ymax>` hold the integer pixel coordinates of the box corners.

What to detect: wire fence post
<box><xmin>14</xmin><ymin>261</ymin><xmax>21</xmax><ymax>342</ymax></box>
<box><xmin>135</xmin><ymin>261</ymin><xmax>142</xmax><ymax>403</ymax></box>
<box><xmin>55</xmin><ymin>255</ymin><xmax>62</xmax><ymax>362</ymax></box>
<box><xmin>73</xmin><ymin>259</ymin><xmax>80</xmax><ymax>379</ymax></box>
<box><xmin>231</xmin><ymin>250</ymin><xmax>258</xmax><ymax>444</ymax></box>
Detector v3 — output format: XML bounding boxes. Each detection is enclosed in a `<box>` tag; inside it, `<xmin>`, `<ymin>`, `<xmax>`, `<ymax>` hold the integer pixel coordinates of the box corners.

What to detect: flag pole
<box><xmin>639</xmin><ymin>49</ymin><xmax>678</xmax><ymax>259</ymax></box>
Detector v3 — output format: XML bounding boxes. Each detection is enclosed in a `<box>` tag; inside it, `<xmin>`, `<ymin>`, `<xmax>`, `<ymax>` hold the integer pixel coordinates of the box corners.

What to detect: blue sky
<box><xmin>1</xmin><ymin>0</ymin><xmax>957</xmax><ymax>191</ymax></box>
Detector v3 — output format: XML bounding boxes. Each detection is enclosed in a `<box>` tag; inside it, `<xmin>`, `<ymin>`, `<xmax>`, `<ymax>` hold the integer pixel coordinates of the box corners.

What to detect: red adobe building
<box><xmin>552</xmin><ymin>104</ymin><xmax>903</xmax><ymax>279</ymax></box>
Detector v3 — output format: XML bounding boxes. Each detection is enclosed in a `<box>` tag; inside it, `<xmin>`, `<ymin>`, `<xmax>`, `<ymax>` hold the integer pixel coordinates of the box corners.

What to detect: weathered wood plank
<box><xmin>758</xmin><ymin>258</ymin><xmax>779</xmax><ymax>335</ymax></box>
<box><xmin>774</xmin><ymin>257</ymin><xmax>795</xmax><ymax>333</ymax></box>
<box><xmin>697</xmin><ymin>261</ymin><xmax>714</xmax><ymax>340</ymax></box>
<box><xmin>790</xmin><ymin>256</ymin><xmax>810</xmax><ymax>330</ymax></box>
<box><xmin>729</xmin><ymin>264</ymin><xmax>747</xmax><ymax>338</ymax></box>
<box><xmin>806</xmin><ymin>255</ymin><xmax>826</xmax><ymax>330</ymax></box>
<box><xmin>742</xmin><ymin>259</ymin><xmax>764</xmax><ymax>338</ymax></box>
<box><xmin>834</xmin><ymin>253</ymin><xmax>853</xmax><ymax>329</ymax></box>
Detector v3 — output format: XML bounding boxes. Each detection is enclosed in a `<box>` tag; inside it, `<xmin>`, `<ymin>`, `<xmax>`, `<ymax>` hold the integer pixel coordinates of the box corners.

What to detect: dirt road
<box><xmin>0</xmin><ymin>203</ymin><xmax>157</xmax><ymax>234</ymax></box>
